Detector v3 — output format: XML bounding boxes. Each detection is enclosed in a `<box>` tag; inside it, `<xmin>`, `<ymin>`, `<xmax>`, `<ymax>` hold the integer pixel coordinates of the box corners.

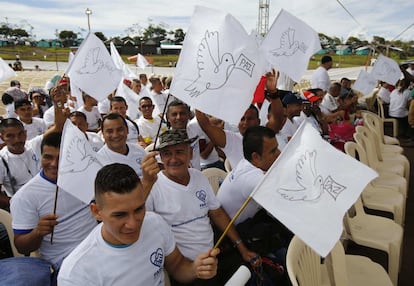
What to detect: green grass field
<box><xmin>1</xmin><ymin>46</ymin><xmax>412</xmax><ymax>68</ymax></box>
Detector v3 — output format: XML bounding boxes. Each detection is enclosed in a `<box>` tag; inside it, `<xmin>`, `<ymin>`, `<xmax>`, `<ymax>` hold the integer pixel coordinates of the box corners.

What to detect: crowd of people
<box><xmin>0</xmin><ymin>56</ymin><xmax>413</xmax><ymax>285</ymax></box>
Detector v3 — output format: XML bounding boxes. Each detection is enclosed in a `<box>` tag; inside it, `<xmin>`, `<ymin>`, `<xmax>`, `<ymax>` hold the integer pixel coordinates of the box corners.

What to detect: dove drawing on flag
<box><xmin>277</xmin><ymin>150</ymin><xmax>346</xmax><ymax>201</ymax></box>
<box><xmin>76</xmin><ymin>47</ymin><xmax>104</xmax><ymax>74</ymax></box>
<box><xmin>184</xmin><ymin>30</ymin><xmax>236</xmax><ymax>97</ymax></box>
<box><xmin>60</xmin><ymin>136</ymin><xmax>102</xmax><ymax>174</ymax></box>
<box><xmin>271</xmin><ymin>28</ymin><xmax>300</xmax><ymax>57</ymax></box>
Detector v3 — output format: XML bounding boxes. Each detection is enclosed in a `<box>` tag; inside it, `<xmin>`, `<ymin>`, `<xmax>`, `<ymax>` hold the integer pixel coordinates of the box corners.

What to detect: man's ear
<box><xmin>251</xmin><ymin>152</ymin><xmax>261</xmax><ymax>165</ymax></box>
<box><xmin>90</xmin><ymin>201</ymin><xmax>102</xmax><ymax>221</ymax></box>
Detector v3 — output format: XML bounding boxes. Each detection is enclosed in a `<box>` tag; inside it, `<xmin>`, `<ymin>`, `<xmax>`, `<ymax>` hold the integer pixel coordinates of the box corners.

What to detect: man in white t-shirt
<box><xmin>279</xmin><ymin>92</ymin><xmax>303</xmax><ymax>142</ymax></box>
<box><xmin>217</xmin><ymin>126</ymin><xmax>280</xmax><ymax>224</ymax></box>
<box><xmin>14</xmin><ymin>99</ymin><xmax>46</xmax><ymax>140</ymax></box>
<box><xmin>10</xmin><ymin>132</ymin><xmax>97</xmax><ymax>269</ymax></box>
<box><xmin>77</xmin><ymin>92</ymin><xmax>101</xmax><ymax>132</ymax></box>
<box><xmin>149</xmin><ymin>77</ymin><xmax>168</xmax><ymax>117</ymax></box>
<box><xmin>98</xmin><ymin>113</ymin><xmax>146</xmax><ymax>177</ymax></box>
<box><xmin>109</xmin><ymin>96</ymin><xmax>140</xmax><ymax>144</ymax></box>
<box><xmin>146</xmin><ymin>129</ymin><xmax>258</xmax><ymax>285</ymax></box>
<box><xmin>58</xmin><ymin>163</ymin><xmax>219</xmax><ymax>286</ymax></box>
<box><xmin>135</xmin><ymin>96</ymin><xmax>167</xmax><ymax>148</ymax></box>
<box><xmin>311</xmin><ymin>55</ymin><xmax>333</xmax><ymax>93</ymax></box>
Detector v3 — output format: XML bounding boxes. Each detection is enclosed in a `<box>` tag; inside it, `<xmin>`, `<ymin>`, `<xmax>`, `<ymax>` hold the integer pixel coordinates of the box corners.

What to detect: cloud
<box><xmin>1</xmin><ymin>0</ymin><xmax>413</xmax><ymax>42</ymax></box>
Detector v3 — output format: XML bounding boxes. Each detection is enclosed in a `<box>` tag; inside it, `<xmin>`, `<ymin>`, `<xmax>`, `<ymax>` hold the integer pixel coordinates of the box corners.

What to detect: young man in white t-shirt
<box><xmin>58</xmin><ymin>163</ymin><xmax>219</xmax><ymax>286</ymax></box>
<box><xmin>14</xmin><ymin>99</ymin><xmax>46</xmax><ymax>140</ymax></box>
<box><xmin>77</xmin><ymin>92</ymin><xmax>101</xmax><ymax>132</ymax></box>
<box><xmin>98</xmin><ymin>113</ymin><xmax>146</xmax><ymax>177</ymax></box>
<box><xmin>10</xmin><ymin>132</ymin><xmax>97</xmax><ymax>269</ymax></box>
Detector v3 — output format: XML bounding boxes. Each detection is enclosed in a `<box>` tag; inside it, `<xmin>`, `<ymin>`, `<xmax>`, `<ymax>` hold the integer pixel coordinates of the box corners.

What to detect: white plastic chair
<box><xmin>344</xmin><ymin>142</ymin><xmax>405</xmax><ymax>225</ymax></box>
<box><xmin>362</xmin><ymin>111</ymin><xmax>400</xmax><ymax>146</ymax></box>
<box><xmin>0</xmin><ymin>209</ymin><xmax>21</xmax><ymax>257</ymax></box>
<box><xmin>327</xmin><ymin>237</ymin><xmax>393</xmax><ymax>286</ymax></box>
<box><xmin>202</xmin><ymin>167</ymin><xmax>227</xmax><ymax>195</ymax></box>
<box><xmin>353</xmin><ymin>132</ymin><xmax>407</xmax><ymax>199</ymax></box>
<box><xmin>344</xmin><ymin>197</ymin><xmax>403</xmax><ymax>286</ymax></box>
<box><xmin>224</xmin><ymin>158</ymin><xmax>232</xmax><ymax>173</ymax></box>
<box><xmin>286</xmin><ymin>236</ymin><xmax>331</xmax><ymax>286</ymax></box>
<box><xmin>355</xmin><ymin>125</ymin><xmax>409</xmax><ymax>187</ymax></box>
<box><xmin>377</xmin><ymin>97</ymin><xmax>398</xmax><ymax>138</ymax></box>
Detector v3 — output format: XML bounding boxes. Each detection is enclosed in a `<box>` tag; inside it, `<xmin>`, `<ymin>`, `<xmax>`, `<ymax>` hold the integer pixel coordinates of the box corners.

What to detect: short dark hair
<box><xmin>321</xmin><ymin>56</ymin><xmax>332</xmax><ymax>64</ymax></box>
<box><xmin>110</xmin><ymin>96</ymin><xmax>127</xmax><ymax>108</ymax></box>
<box><xmin>69</xmin><ymin>111</ymin><xmax>87</xmax><ymax>122</ymax></box>
<box><xmin>1</xmin><ymin>93</ymin><xmax>14</xmax><ymax>105</ymax></box>
<box><xmin>0</xmin><ymin>118</ymin><xmax>24</xmax><ymax>133</ymax></box>
<box><xmin>139</xmin><ymin>96</ymin><xmax>152</xmax><ymax>104</ymax></box>
<box><xmin>167</xmin><ymin>99</ymin><xmax>190</xmax><ymax>114</ymax></box>
<box><xmin>95</xmin><ymin>163</ymin><xmax>141</xmax><ymax>201</ymax></box>
<box><xmin>10</xmin><ymin>80</ymin><xmax>20</xmax><ymax>87</ymax></box>
<box><xmin>243</xmin><ymin>126</ymin><xmax>275</xmax><ymax>162</ymax></box>
<box><xmin>246</xmin><ymin>104</ymin><xmax>259</xmax><ymax>119</ymax></box>
<box><xmin>14</xmin><ymin>98</ymin><xmax>32</xmax><ymax>110</ymax></box>
<box><xmin>41</xmin><ymin>132</ymin><xmax>62</xmax><ymax>154</ymax></box>
<box><xmin>101</xmin><ymin>113</ymin><xmax>128</xmax><ymax>131</ymax></box>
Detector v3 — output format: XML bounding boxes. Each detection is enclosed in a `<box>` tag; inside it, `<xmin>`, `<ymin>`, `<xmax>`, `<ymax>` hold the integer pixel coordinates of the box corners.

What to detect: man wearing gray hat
<box><xmin>146</xmin><ymin>129</ymin><xmax>258</xmax><ymax>285</ymax></box>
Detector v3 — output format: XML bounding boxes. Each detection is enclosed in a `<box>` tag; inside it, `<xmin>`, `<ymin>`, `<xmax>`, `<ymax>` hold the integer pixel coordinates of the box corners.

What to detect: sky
<box><xmin>1</xmin><ymin>0</ymin><xmax>413</xmax><ymax>43</ymax></box>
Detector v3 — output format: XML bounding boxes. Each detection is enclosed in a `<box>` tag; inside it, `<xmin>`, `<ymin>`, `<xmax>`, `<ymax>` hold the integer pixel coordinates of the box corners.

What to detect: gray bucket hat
<box><xmin>156</xmin><ymin>129</ymin><xmax>198</xmax><ymax>150</ymax></box>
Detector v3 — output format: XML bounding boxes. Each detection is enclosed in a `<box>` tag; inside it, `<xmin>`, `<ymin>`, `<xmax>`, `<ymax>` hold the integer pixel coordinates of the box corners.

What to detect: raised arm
<box><xmin>195</xmin><ymin>110</ymin><xmax>227</xmax><ymax>148</ymax></box>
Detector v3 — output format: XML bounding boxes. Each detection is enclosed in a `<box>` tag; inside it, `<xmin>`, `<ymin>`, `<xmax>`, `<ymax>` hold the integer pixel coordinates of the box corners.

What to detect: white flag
<box><xmin>115</xmin><ymin>79</ymin><xmax>141</xmax><ymax>120</ymax></box>
<box><xmin>58</xmin><ymin>119</ymin><xmax>104</xmax><ymax>204</ymax></box>
<box><xmin>111</xmin><ymin>42</ymin><xmax>137</xmax><ymax>79</ymax></box>
<box><xmin>0</xmin><ymin>57</ymin><xmax>16</xmax><ymax>84</ymax></box>
<box><xmin>370</xmin><ymin>54</ymin><xmax>401</xmax><ymax>85</ymax></box>
<box><xmin>170</xmin><ymin>6</ymin><xmax>264</xmax><ymax>125</ymax></box>
<box><xmin>137</xmin><ymin>53</ymin><xmax>150</xmax><ymax>69</ymax></box>
<box><xmin>352</xmin><ymin>70</ymin><xmax>377</xmax><ymax>95</ymax></box>
<box><xmin>251</xmin><ymin>121</ymin><xmax>378</xmax><ymax>257</ymax></box>
<box><xmin>260</xmin><ymin>9</ymin><xmax>321</xmax><ymax>83</ymax></box>
<box><xmin>67</xmin><ymin>32</ymin><xmax>122</xmax><ymax>102</ymax></box>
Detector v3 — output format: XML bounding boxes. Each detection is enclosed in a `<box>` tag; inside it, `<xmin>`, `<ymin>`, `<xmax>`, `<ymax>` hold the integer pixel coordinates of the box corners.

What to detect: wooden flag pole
<box><xmin>151</xmin><ymin>93</ymin><xmax>172</xmax><ymax>152</ymax></box>
<box><xmin>213</xmin><ymin>196</ymin><xmax>253</xmax><ymax>250</ymax></box>
<box><xmin>50</xmin><ymin>185</ymin><xmax>59</xmax><ymax>244</ymax></box>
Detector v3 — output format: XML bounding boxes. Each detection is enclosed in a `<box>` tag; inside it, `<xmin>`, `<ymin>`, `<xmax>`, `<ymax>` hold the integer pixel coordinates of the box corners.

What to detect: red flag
<box><xmin>252</xmin><ymin>76</ymin><xmax>266</xmax><ymax>104</ymax></box>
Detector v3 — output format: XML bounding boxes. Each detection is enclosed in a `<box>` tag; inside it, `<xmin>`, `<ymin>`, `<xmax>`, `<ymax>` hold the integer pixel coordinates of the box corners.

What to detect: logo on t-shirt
<box><xmin>196</xmin><ymin>190</ymin><xmax>207</xmax><ymax>208</ymax></box>
<box><xmin>151</xmin><ymin>248</ymin><xmax>164</xmax><ymax>279</ymax></box>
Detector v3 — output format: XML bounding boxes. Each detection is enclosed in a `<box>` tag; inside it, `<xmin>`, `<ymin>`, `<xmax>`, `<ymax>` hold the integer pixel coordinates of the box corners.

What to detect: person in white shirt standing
<box><xmin>311</xmin><ymin>55</ymin><xmax>333</xmax><ymax>93</ymax></box>
<box><xmin>14</xmin><ymin>99</ymin><xmax>46</xmax><ymax>140</ymax></box>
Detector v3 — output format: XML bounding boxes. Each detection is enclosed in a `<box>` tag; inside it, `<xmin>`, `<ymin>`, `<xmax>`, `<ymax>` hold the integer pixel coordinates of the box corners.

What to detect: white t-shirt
<box><xmin>389</xmin><ymin>89</ymin><xmax>411</xmax><ymax>118</ymax></box>
<box><xmin>377</xmin><ymin>87</ymin><xmax>391</xmax><ymax>104</ymax></box>
<box><xmin>136</xmin><ymin>116</ymin><xmax>167</xmax><ymax>144</ymax></box>
<box><xmin>58</xmin><ymin>212</ymin><xmax>175</xmax><ymax>286</ymax></box>
<box><xmin>221</xmin><ymin>131</ymin><xmax>243</xmax><ymax>170</ymax></box>
<box><xmin>126</xmin><ymin>118</ymin><xmax>140</xmax><ymax>144</ymax></box>
<box><xmin>98</xmin><ymin>143</ymin><xmax>146</xmax><ymax>178</ymax></box>
<box><xmin>320</xmin><ymin>93</ymin><xmax>339</xmax><ymax>114</ymax></box>
<box><xmin>188</xmin><ymin>118</ymin><xmax>220</xmax><ymax>168</ymax></box>
<box><xmin>146</xmin><ymin>169</ymin><xmax>221</xmax><ymax>260</ymax></box>
<box><xmin>0</xmin><ymin>147</ymin><xmax>41</xmax><ymax>197</ymax></box>
<box><xmin>217</xmin><ymin>159</ymin><xmax>263</xmax><ymax>225</ymax></box>
<box><xmin>10</xmin><ymin>172</ymin><xmax>97</xmax><ymax>268</ymax></box>
<box><xmin>77</xmin><ymin>106</ymin><xmax>101</xmax><ymax>131</ymax></box>
<box><xmin>311</xmin><ymin>66</ymin><xmax>330</xmax><ymax>92</ymax></box>
<box><xmin>43</xmin><ymin>105</ymin><xmax>75</xmax><ymax>128</ymax></box>
<box><xmin>279</xmin><ymin>118</ymin><xmax>299</xmax><ymax>141</ymax></box>
<box><xmin>86</xmin><ymin>132</ymin><xmax>104</xmax><ymax>152</ymax></box>
<box><xmin>97</xmin><ymin>98</ymin><xmax>110</xmax><ymax>115</ymax></box>
<box><xmin>20</xmin><ymin>117</ymin><xmax>47</xmax><ymax>140</ymax></box>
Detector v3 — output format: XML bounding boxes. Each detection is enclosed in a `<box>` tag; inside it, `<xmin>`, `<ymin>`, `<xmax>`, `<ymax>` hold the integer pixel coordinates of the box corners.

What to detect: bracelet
<box><xmin>265</xmin><ymin>90</ymin><xmax>280</xmax><ymax>99</ymax></box>
<box><xmin>233</xmin><ymin>239</ymin><xmax>243</xmax><ymax>248</ymax></box>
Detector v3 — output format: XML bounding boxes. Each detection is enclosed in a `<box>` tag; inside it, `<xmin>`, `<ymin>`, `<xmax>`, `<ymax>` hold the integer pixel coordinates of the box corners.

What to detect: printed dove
<box><xmin>60</xmin><ymin>136</ymin><xmax>100</xmax><ymax>174</ymax></box>
<box><xmin>185</xmin><ymin>30</ymin><xmax>235</xmax><ymax>97</ymax></box>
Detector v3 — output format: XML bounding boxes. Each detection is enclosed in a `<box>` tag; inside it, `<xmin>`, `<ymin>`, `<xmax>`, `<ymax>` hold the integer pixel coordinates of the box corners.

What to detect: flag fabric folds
<box><xmin>260</xmin><ymin>9</ymin><xmax>322</xmax><ymax>83</ymax></box>
<box><xmin>110</xmin><ymin>42</ymin><xmax>137</xmax><ymax>80</ymax></box>
<box><xmin>137</xmin><ymin>53</ymin><xmax>150</xmax><ymax>69</ymax></box>
<box><xmin>352</xmin><ymin>70</ymin><xmax>377</xmax><ymax>95</ymax></box>
<box><xmin>251</xmin><ymin>121</ymin><xmax>378</xmax><ymax>257</ymax></box>
<box><xmin>66</xmin><ymin>32</ymin><xmax>122</xmax><ymax>102</ymax></box>
<box><xmin>170</xmin><ymin>6</ymin><xmax>264</xmax><ymax>125</ymax></box>
<box><xmin>0</xmin><ymin>57</ymin><xmax>16</xmax><ymax>84</ymax></box>
<box><xmin>58</xmin><ymin>120</ymin><xmax>104</xmax><ymax>204</ymax></box>
<box><xmin>370</xmin><ymin>54</ymin><xmax>402</xmax><ymax>86</ymax></box>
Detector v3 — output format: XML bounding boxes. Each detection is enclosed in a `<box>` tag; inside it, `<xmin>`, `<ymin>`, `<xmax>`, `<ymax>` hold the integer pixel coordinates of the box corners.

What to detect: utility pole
<box><xmin>258</xmin><ymin>0</ymin><xmax>270</xmax><ymax>36</ymax></box>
